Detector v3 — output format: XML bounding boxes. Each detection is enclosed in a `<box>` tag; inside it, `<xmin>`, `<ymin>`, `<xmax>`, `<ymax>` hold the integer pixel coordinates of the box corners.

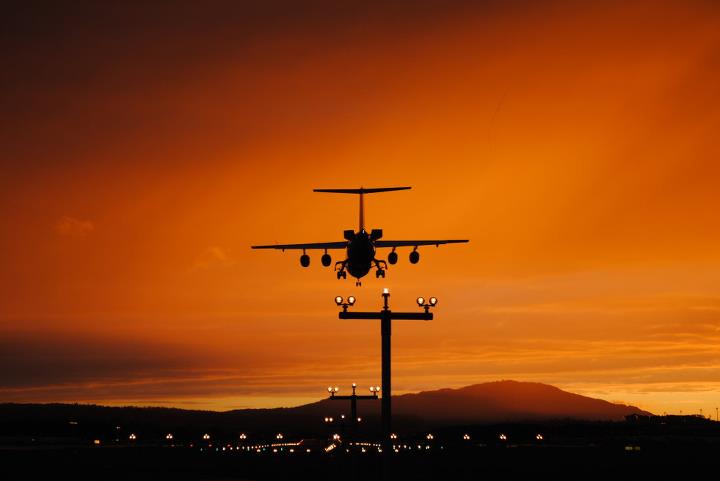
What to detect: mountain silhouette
<box><xmin>0</xmin><ymin>381</ymin><xmax>650</xmax><ymax>438</ymax></box>
<box><xmin>390</xmin><ymin>380</ymin><xmax>650</xmax><ymax>423</ymax></box>
<box><xmin>257</xmin><ymin>380</ymin><xmax>649</xmax><ymax>428</ymax></box>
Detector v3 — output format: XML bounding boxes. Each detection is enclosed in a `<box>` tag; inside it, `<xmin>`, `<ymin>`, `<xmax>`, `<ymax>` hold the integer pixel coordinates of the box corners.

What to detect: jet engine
<box><xmin>300</xmin><ymin>254</ymin><xmax>310</xmax><ymax>267</ymax></box>
<box><xmin>409</xmin><ymin>250</ymin><xmax>420</xmax><ymax>264</ymax></box>
<box><xmin>387</xmin><ymin>251</ymin><xmax>398</xmax><ymax>265</ymax></box>
<box><xmin>321</xmin><ymin>253</ymin><xmax>332</xmax><ymax>267</ymax></box>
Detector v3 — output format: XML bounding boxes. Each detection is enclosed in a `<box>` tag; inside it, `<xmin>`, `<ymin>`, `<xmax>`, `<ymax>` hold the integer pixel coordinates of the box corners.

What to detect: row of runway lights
<box><xmin>116</xmin><ymin>432</ymin><xmax>543</xmax><ymax>445</ymax></box>
<box><xmin>199</xmin><ymin>436</ymin><xmax>546</xmax><ymax>455</ymax></box>
<box><xmin>197</xmin><ymin>442</ymin><xmax>436</xmax><ymax>454</ymax></box>
<box><xmin>128</xmin><ymin>432</ymin><xmax>544</xmax><ymax>446</ymax></box>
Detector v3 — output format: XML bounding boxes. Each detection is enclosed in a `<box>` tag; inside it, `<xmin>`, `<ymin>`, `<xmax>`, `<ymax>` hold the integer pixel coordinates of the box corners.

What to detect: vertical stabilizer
<box><xmin>359</xmin><ymin>189</ymin><xmax>364</xmax><ymax>231</ymax></box>
<box><xmin>313</xmin><ymin>187</ymin><xmax>411</xmax><ymax>232</ymax></box>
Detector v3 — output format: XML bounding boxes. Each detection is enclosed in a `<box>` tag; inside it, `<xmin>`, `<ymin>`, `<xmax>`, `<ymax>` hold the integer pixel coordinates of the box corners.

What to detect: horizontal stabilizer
<box><xmin>313</xmin><ymin>186</ymin><xmax>411</xmax><ymax>231</ymax></box>
<box><xmin>251</xmin><ymin>241</ymin><xmax>347</xmax><ymax>250</ymax></box>
<box><xmin>313</xmin><ymin>187</ymin><xmax>411</xmax><ymax>194</ymax></box>
<box><xmin>375</xmin><ymin>239</ymin><xmax>469</xmax><ymax>248</ymax></box>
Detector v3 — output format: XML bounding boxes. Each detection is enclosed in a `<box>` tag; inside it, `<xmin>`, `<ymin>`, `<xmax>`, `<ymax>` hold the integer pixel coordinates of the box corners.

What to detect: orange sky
<box><xmin>2</xmin><ymin>0</ymin><xmax>720</xmax><ymax>415</ymax></box>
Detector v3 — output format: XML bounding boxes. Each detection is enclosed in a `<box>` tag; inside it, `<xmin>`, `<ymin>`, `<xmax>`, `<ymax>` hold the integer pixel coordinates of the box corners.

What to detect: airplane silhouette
<box><xmin>252</xmin><ymin>187</ymin><xmax>468</xmax><ymax>286</ymax></box>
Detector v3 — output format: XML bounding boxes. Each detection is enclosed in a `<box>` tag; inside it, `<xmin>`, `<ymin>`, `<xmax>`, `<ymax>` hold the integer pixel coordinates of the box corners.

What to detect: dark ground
<box><xmin>3</xmin><ymin>410</ymin><xmax>719</xmax><ymax>480</ymax></box>
<box><xmin>1</xmin><ymin>442</ymin><xmax>717</xmax><ymax>481</ymax></box>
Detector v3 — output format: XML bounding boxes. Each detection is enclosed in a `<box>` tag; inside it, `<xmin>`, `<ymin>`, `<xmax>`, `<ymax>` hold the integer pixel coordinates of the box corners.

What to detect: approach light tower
<box><xmin>326</xmin><ymin>383</ymin><xmax>380</xmax><ymax>439</ymax></box>
<box><xmin>335</xmin><ymin>289</ymin><xmax>437</xmax><ymax>480</ymax></box>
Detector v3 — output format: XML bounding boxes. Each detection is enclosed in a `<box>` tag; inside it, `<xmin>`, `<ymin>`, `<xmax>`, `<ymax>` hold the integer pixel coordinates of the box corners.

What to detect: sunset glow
<box><xmin>2</xmin><ymin>1</ymin><xmax>720</xmax><ymax>415</ymax></box>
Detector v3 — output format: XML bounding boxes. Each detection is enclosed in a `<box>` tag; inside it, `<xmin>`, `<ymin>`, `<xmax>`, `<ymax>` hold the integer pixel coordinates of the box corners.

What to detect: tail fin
<box><xmin>313</xmin><ymin>186</ymin><xmax>411</xmax><ymax>231</ymax></box>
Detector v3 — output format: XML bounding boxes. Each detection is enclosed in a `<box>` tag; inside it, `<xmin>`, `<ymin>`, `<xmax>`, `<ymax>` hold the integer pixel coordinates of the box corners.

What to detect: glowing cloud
<box><xmin>54</xmin><ymin>216</ymin><xmax>95</xmax><ymax>238</ymax></box>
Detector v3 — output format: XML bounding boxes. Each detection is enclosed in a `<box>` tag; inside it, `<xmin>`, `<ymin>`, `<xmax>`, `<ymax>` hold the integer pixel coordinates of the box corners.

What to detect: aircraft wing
<box><xmin>251</xmin><ymin>241</ymin><xmax>347</xmax><ymax>251</ymax></box>
<box><xmin>374</xmin><ymin>239</ymin><xmax>469</xmax><ymax>248</ymax></box>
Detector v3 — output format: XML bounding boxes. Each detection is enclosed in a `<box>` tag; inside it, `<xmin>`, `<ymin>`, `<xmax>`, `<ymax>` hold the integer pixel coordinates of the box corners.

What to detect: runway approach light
<box><xmin>417</xmin><ymin>296</ymin><xmax>439</xmax><ymax>312</ymax></box>
<box><xmin>335</xmin><ymin>296</ymin><xmax>356</xmax><ymax>312</ymax></box>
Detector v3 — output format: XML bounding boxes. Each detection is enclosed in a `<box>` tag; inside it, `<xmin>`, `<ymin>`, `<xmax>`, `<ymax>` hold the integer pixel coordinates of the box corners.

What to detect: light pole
<box><xmin>335</xmin><ymin>288</ymin><xmax>437</xmax><ymax>481</ymax></box>
<box><xmin>327</xmin><ymin>383</ymin><xmax>380</xmax><ymax>442</ymax></box>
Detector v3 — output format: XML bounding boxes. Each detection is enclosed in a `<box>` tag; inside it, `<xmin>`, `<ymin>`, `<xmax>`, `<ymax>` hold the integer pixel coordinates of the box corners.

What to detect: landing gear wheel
<box><xmin>376</xmin><ymin>269</ymin><xmax>385</xmax><ymax>278</ymax></box>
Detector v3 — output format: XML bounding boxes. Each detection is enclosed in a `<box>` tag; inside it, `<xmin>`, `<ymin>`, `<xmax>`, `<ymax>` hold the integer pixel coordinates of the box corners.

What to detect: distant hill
<box><xmin>0</xmin><ymin>381</ymin><xmax>650</xmax><ymax>438</ymax></box>
<box><xmin>391</xmin><ymin>380</ymin><xmax>650</xmax><ymax>423</ymax></box>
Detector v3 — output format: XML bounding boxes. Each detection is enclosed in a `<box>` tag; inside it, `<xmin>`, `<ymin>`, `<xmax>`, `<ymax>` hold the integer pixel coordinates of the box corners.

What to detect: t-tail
<box><xmin>313</xmin><ymin>187</ymin><xmax>411</xmax><ymax>231</ymax></box>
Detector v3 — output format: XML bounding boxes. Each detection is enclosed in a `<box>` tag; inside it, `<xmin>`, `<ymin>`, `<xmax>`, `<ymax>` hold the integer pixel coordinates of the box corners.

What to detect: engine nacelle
<box><xmin>409</xmin><ymin>250</ymin><xmax>420</xmax><ymax>264</ymax></box>
<box><xmin>387</xmin><ymin>251</ymin><xmax>398</xmax><ymax>265</ymax></box>
<box><xmin>321</xmin><ymin>253</ymin><xmax>332</xmax><ymax>267</ymax></box>
<box><xmin>300</xmin><ymin>254</ymin><xmax>310</xmax><ymax>267</ymax></box>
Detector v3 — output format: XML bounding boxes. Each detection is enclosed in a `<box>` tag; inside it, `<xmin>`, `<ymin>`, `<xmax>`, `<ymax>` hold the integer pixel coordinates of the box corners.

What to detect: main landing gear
<box><xmin>373</xmin><ymin>258</ymin><xmax>387</xmax><ymax>278</ymax></box>
<box><xmin>335</xmin><ymin>260</ymin><xmax>348</xmax><ymax>280</ymax></box>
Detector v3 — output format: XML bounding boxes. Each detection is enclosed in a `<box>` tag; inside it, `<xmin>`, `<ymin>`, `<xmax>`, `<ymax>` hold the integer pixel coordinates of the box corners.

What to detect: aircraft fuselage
<box><xmin>346</xmin><ymin>230</ymin><xmax>375</xmax><ymax>279</ymax></box>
